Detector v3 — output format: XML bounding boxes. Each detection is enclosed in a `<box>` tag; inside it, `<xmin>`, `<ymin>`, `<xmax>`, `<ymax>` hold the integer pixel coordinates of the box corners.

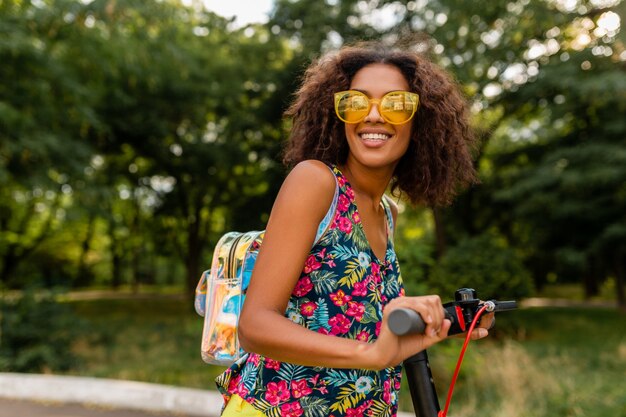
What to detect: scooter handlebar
<box><xmin>388</xmin><ymin>298</ymin><xmax>518</xmax><ymax>336</ymax></box>
<box><xmin>388</xmin><ymin>308</ymin><xmax>426</xmax><ymax>336</ymax></box>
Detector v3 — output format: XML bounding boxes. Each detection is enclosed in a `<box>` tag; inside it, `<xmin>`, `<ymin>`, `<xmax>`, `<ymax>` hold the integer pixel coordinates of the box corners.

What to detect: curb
<box><xmin>0</xmin><ymin>372</ymin><xmax>416</xmax><ymax>417</ymax></box>
<box><xmin>0</xmin><ymin>373</ymin><xmax>223</xmax><ymax>416</ymax></box>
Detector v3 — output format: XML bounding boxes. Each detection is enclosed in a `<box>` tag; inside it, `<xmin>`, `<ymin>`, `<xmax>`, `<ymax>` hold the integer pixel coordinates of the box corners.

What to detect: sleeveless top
<box><xmin>216</xmin><ymin>165</ymin><xmax>405</xmax><ymax>417</ymax></box>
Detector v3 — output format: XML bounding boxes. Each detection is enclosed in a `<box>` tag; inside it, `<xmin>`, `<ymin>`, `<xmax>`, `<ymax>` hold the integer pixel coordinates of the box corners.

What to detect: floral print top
<box><xmin>216</xmin><ymin>165</ymin><xmax>405</xmax><ymax>417</ymax></box>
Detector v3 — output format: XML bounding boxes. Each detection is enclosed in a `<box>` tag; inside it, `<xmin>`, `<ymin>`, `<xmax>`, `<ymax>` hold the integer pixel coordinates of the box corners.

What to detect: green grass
<box><xmin>408</xmin><ymin>307</ymin><xmax>626</xmax><ymax>417</ymax></box>
<box><xmin>66</xmin><ymin>296</ymin><xmax>227</xmax><ymax>388</ymax></box>
<box><xmin>536</xmin><ymin>281</ymin><xmax>617</xmax><ymax>301</ymax></box>
<box><xmin>62</xmin><ymin>295</ymin><xmax>626</xmax><ymax>417</ymax></box>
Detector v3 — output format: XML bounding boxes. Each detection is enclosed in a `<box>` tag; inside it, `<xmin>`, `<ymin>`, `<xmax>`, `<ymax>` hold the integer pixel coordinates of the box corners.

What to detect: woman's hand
<box><xmin>365</xmin><ymin>295</ymin><xmax>451</xmax><ymax>370</ymax></box>
<box><xmin>466</xmin><ymin>311</ymin><xmax>494</xmax><ymax>340</ymax></box>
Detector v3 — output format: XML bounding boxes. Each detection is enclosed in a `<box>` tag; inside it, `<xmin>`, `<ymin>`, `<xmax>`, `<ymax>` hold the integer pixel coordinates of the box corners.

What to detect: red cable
<box><xmin>438</xmin><ymin>305</ymin><xmax>490</xmax><ymax>417</ymax></box>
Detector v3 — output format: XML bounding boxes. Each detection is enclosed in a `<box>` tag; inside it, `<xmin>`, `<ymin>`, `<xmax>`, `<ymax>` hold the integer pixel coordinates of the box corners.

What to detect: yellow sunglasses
<box><xmin>334</xmin><ymin>90</ymin><xmax>420</xmax><ymax>125</ymax></box>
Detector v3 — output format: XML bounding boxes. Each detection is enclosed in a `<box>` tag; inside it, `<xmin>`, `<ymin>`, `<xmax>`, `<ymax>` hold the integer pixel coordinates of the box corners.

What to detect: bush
<box><xmin>396</xmin><ymin>238</ymin><xmax>434</xmax><ymax>296</ymax></box>
<box><xmin>0</xmin><ymin>290</ymin><xmax>84</xmax><ymax>372</ymax></box>
<box><xmin>428</xmin><ymin>232</ymin><xmax>533</xmax><ymax>300</ymax></box>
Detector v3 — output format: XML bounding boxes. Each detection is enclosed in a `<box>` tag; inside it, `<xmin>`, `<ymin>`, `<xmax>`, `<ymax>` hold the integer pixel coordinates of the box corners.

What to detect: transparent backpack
<box><xmin>194</xmin><ymin>231</ymin><xmax>264</xmax><ymax>365</ymax></box>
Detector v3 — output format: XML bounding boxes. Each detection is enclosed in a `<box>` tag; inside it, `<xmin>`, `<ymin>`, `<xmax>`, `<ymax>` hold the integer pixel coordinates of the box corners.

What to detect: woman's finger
<box><xmin>478</xmin><ymin>312</ymin><xmax>495</xmax><ymax>330</ymax></box>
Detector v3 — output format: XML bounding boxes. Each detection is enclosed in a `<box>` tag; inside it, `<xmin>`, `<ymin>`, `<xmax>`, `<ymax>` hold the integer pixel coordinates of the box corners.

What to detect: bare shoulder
<box><xmin>287</xmin><ymin>160</ymin><xmax>336</xmax><ymax>188</ymax></box>
<box><xmin>272</xmin><ymin>160</ymin><xmax>336</xmax><ymax>224</ymax></box>
<box><xmin>282</xmin><ymin>160</ymin><xmax>336</xmax><ymax>207</ymax></box>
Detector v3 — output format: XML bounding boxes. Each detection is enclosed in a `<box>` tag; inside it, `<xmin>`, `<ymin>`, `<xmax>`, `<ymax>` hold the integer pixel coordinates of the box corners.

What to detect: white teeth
<box><xmin>360</xmin><ymin>133</ymin><xmax>390</xmax><ymax>141</ymax></box>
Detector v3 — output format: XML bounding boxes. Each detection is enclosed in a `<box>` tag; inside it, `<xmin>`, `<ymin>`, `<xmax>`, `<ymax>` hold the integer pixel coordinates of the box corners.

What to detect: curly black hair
<box><xmin>282</xmin><ymin>41</ymin><xmax>478</xmax><ymax>207</ymax></box>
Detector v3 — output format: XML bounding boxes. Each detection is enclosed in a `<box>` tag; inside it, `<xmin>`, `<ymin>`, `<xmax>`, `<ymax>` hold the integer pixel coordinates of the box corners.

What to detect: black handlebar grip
<box><xmin>388</xmin><ymin>308</ymin><xmax>426</xmax><ymax>335</ymax></box>
<box><xmin>494</xmin><ymin>301</ymin><xmax>518</xmax><ymax>311</ymax></box>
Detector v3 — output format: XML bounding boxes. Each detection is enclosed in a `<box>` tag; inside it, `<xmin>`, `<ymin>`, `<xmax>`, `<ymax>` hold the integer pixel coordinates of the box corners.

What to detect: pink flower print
<box><xmin>291</xmin><ymin>379</ymin><xmax>313</xmax><ymax>398</ymax></box>
<box><xmin>382</xmin><ymin>380</ymin><xmax>391</xmax><ymax>403</ymax></box>
<box><xmin>236</xmin><ymin>384</ymin><xmax>249</xmax><ymax>398</ymax></box>
<box><xmin>228</xmin><ymin>374</ymin><xmax>241</xmax><ymax>393</ymax></box>
<box><xmin>356</xmin><ymin>330</ymin><xmax>370</xmax><ymax>342</ymax></box>
<box><xmin>346</xmin><ymin>400</ymin><xmax>373</xmax><ymax>417</ymax></box>
<box><xmin>346</xmin><ymin>407</ymin><xmax>364</xmax><ymax>417</ymax></box>
<box><xmin>394</xmin><ymin>378</ymin><xmax>401</xmax><ymax>390</ymax></box>
<box><xmin>366</xmin><ymin>273</ymin><xmax>381</xmax><ymax>285</ymax></box>
<box><xmin>375</xmin><ymin>321</ymin><xmax>382</xmax><ymax>337</ymax></box>
<box><xmin>346</xmin><ymin>301</ymin><xmax>365</xmax><ymax>321</ymax></box>
<box><xmin>304</xmin><ymin>255</ymin><xmax>322</xmax><ymax>274</ymax></box>
<box><xmin>228</xmin><ymin>375</ymin><xmax>249</xmax><ymax>398</ymax></box>
<box><xmin>249</xmin><ymin>353</ymin><xmax>260</xmax><ymax>366</ymax></box>
<box><xmin>300</xmin><ymin>301</ymin><xmax>317</xmax><ymax>317</ymax></box>
<box><xmin>292</xmin><ymin>276</ymin><xmax>313</xmax><ymax>297</ymax></box>
<box><xmin>309</xmin><ymin>374</ymin><xmax>320</xmax><ymax>385</ymax></box>
<box><xmin>317</xmin><ymin>380</ymin><xmax>329</xmax><ymax>394</ymax></box>
<box><xmin>280</xmin><ymin>401</ymin><xmax>304</xmax><ymax>417</ymax></box>
<box><xmin>346</xmin><ymin>186</ymin><xmax>355</xmax><ymax>201</ymax></box>
<box><xmin>337</xmin><ymin>194</ymin><xmax>351</xmax><ymax>213</ymax></box>
<box><xmin>265</xmin><ymin>381</ymin><xmax>290</xmax><ymax>406</ymax></box>
<box><xmin>338</xmin><ymin>217</ymin><xmax>353</xmax><ymax>234</ymax></box>
<box><xmin>330</xmin><ymin>289</ymin><xmax>352</xmax><ymax>306</ymax></box>
<box><xmin>366</xmin><ymin>281</ymin><xmax>377</xmax><ymax>297</ymax></box>
<box><xmin>328</xmin><ymin>314</ymin><xmax>351</xmax><ymax>335</ymax></box>
<box><xmin>338</xmin><ymin>175</ymin><xmax>347</xmax><ymax>187</ymax></box>
<box><xmin>371</xmin><ymin>262</ymin><xmax>380</xmax><ymax>277</ymax></box>
<box><xmin>359</xmin><ymin>401</ymin><xmax>373</xmax><ymax>413</ymax></box>
<box><xmin>352</xmin><ymin>281</ymin><xmax>367</xmax><ymax>297</ymax></box>
<box><xmin>352</xmin><ymin>211</ymin><xmax>361</xmax><ymax>224</ymax></box>
<box><xmin>319</xmin><ymin>248</ymin><xmax>327</xmax><ymax>258</ymax></box>
<box><xmin>317</xmin><ymin>327</ymin><xmax>330</xmax><ymax>335</ymax></box>
<box><xmin>264</xmin><ymin>358</ymin><xmax>281</xmax><ymax>371</ymax></box>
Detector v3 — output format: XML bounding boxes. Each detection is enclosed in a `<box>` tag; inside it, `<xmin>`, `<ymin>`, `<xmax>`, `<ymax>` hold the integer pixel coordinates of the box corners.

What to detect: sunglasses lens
<box><xmin>335</xmin><ymin>91</ymin><xmax>419</xmax><ymax>124</ymax></box>
<box><xmin>336</xmin><ymin>91</ymin><xmax>369</xmax><ymax>123</ymax></box>
<box><xmin>381</xmin><ymin>92</ymin><xmax>417</xmax><ymax>124</ymax></box>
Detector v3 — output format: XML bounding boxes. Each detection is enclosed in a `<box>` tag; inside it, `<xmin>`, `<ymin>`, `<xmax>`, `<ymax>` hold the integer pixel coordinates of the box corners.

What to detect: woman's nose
<box><xmin>363</xmin><ymin>101</ymin><xmax>384</xmax><ymax>124</ymax></box>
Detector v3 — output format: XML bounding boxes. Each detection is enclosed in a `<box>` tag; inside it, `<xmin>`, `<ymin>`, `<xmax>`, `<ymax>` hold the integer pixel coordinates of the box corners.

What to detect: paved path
<box><xmin>0</xmin><ymin>397</ymin><xmax>200</xmax><ymax>417</ymax></box>
<box><xmin>0</xmin><ymin>373</ymin><xmax>220</xmax><ymax>417</ymax></box>
<box><xmin>0</xmin><ymin>373</ymin><xmax>416</xmax><ymax>417</ymax></box>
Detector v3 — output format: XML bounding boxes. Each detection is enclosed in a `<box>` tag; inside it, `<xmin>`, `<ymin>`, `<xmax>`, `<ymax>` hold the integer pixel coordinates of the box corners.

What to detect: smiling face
<box><xmin>343</xmin><ymin>63</ymin><xmax>413</xmax><ymax>173</ymax></box>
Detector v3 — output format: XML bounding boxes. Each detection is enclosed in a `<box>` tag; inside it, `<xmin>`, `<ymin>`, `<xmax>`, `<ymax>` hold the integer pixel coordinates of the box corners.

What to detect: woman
<box><xmin>217</xmin><ymin>42</ymin><xmax>488</xmax><ymax>417</ymax></box>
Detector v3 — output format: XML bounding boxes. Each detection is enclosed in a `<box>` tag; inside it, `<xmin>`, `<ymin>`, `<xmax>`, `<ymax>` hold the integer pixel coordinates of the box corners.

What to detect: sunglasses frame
<box><xmin>334</xmin><ymin>90</ymin><xmax>420</xmax><ymax>125</ymax></box>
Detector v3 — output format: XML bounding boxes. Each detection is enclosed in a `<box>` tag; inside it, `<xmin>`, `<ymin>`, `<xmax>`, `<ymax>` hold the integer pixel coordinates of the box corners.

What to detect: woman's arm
<box><xmin>238</xmin><ymin>160</ymin><xmax>450</xmax><ymax>370</ymax></box>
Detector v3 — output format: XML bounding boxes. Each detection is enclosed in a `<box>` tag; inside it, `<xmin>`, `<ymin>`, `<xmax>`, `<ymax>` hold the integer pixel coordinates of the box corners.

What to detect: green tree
<box><xmin>1</xmin><ymin>0</ymin><xmax>293</xmax><ymax>291</ymax></box>
<box><xmin>267</xmin><ymin>0</ymin><xmax>625</xmax><ymax>306</ymax></box>
<box><xmin>491</xmin><ymin>49</ymin><xmax>626</xmax><ymax>306</ymax></box>
<box><xmin>0</xmin><ymin>0</ymin><xmax>97</xmax><ymax>285</ymax></box>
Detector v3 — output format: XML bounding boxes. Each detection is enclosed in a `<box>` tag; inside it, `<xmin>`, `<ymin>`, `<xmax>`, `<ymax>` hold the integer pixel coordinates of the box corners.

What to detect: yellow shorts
<box><xmin>221</xmin><ymin>394</ymin><xmax>266</xmax><ymax>417</ymax></box>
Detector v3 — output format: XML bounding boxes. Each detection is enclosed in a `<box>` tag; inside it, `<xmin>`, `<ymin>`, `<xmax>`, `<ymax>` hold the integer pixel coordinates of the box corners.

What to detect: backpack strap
<box><xmin>312</xmin><ymin>164</ymin><xmax>339</xmax><ymax>245</ymax></box>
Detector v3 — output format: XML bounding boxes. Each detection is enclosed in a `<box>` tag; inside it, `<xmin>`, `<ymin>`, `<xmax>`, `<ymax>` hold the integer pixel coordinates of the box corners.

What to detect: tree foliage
<box><xmin>0</xmin><ymin>290</ymin><xmax>84</xmax><ymax>372</ymax></box>
<box><xmin>429</xmin><ymin>232</ymin><xmax>533</xmax><ymax>299</ymax></box>
<box><xmin>1</xmin><ymin>0</ymin><xmax>290</xmax><ymax>292</ymax></box>
<box><xmin>1</xmin><ymin>0</ymin><xmax>624</xmax><ymax>307</ymax></box>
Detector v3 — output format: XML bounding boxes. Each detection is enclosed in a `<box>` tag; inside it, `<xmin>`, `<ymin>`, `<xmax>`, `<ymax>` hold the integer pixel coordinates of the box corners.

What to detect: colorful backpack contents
<box><xmin>194</xmin><ymin>231</ymin><xmax>264</xmax><ymax>365</ymax></box>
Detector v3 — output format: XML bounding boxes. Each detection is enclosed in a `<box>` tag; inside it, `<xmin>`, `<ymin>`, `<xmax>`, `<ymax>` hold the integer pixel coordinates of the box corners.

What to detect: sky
<box><xmin>202</xmin><ymin>0</ymin><xmax>275</xmax><ymax>26</ymax></box>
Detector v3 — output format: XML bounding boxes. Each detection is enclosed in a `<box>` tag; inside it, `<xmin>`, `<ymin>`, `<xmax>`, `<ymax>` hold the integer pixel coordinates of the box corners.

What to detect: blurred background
<box><xmin>1</xmin><ymin>0</ymin><xmax>625</xmax><ymax>416</ymax></box>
